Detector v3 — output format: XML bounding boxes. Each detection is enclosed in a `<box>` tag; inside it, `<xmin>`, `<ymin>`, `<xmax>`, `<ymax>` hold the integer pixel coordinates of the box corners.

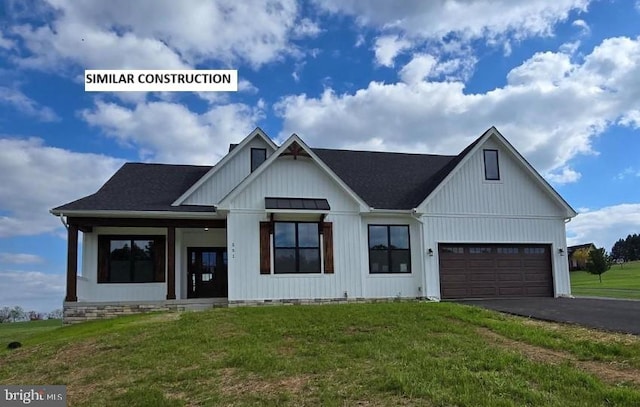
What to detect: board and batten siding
<box><xmin>226</xmin><ymin>155</ymin><xmax>363</xmax><ymax>301</ymax></box>
<box><xmin>227</xmin><ymin>211</ymin><xmax>363</xmax><ymax>301</ymax></box>
<box><xmin>79</xmin><ymin>227</ymin><xmax>167</xmax><ymax>302</ymax></box>
<box><xmin>361</xmin><ymin>216</ymin><xmax>425</xmax><ymax>299</ymax></box>
<box><xmin>421</xmin><ymin>139</ymin><xmax>567</xmax><ymax>217</ymax></box>
<box><xmin>183</xmin><ymin>137</ymin><xmax>274</xmax><ymax>205</ymax></box>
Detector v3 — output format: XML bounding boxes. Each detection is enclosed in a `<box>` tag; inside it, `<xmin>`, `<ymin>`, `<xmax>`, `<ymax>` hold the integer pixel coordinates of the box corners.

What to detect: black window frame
<box><xmin>273</xmin><ymin>221</ymin><xmax>321</xmax><ymax>274</ymax></box>
<box><xmin>368</xmin><ymin>225</ymin><xmax>411</xmax><ymax>274</ymax></box>
<box><xmin>98</xmin><ymin>235</ymin><xmax>165</xmax><ymax>283</ymax></box>
<box><xmin>483</xmin><ymin>149</ymin><xmax>500</xmax><ymax>180</ymax></box>
<box><xmin>251</xmin><ymin>148</ymin><xmax>267</xmax><ymax>172</ymax></box>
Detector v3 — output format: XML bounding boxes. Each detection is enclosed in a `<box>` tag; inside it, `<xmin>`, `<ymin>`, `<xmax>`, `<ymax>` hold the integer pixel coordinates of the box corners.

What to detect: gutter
<box><xmin>49</xmin><ymin>209</ymin><xmax>220</xmax><ymax>219</ymax></box>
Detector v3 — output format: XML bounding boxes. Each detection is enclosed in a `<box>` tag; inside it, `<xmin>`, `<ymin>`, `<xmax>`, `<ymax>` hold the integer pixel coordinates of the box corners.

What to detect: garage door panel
<box><xmin>439</xmin><ymin>243</ymin><xmax>553</xmax><ymax>299</ymax></box>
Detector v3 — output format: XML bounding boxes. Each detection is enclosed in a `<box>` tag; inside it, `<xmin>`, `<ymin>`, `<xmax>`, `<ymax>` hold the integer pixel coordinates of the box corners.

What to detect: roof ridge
<box><xmin>123</xmin><ymin>162</ymin><xmax>213</xmax><ymax>168</ymax></box>
<box><xmin>311</xmin><ymin>147</ymin><xmax>456</xmax><ymax>158</ymax></box>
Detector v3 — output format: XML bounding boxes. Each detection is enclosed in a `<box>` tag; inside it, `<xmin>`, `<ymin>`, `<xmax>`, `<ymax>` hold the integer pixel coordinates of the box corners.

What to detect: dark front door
<box><xmin>187</xmin><ymin>247</ymin><xmax>228</xmax><ymax>298</ymax></box>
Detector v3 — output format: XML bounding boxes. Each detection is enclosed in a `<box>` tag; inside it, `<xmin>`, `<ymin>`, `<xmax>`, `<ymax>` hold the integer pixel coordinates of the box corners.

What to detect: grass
<box><xmin>1</xmin><ymin>302</ymin><xmax>640</xmax><ymax>406</ymax></box>
<box><xmin>0</xmin><ymin>319</ymin><xmax>62</xmax><ymax>345</ymax></box>
<box><xmin>571</xmin><ymin>260</ymin><xmax>640</xmax><ymax>299</ymax></box>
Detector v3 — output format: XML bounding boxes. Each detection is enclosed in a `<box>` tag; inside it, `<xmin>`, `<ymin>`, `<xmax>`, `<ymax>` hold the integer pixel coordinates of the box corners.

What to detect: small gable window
<box><xmin>483</xmin><ymin>149</ymin><xmax>500</xmax><ymax>180</ymax></box>
<box><xmin>251</xmin><ymin>148</ymin><xmax>267</xmax><ymax>172</ymax></box>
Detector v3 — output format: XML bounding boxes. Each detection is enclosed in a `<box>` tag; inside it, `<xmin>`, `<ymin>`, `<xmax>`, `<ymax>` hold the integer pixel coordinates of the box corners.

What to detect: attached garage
<box><xmin>439</xmin><ymin>244</ymin><xmax>553</xmax><ymax>299</ymax></box>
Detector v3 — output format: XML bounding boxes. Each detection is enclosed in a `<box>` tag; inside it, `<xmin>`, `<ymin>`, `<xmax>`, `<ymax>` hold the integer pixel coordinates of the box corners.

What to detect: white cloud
<box><xmin>546</xmin><ymin>166</ymin><xmax>582</xmax><ymax>184</ymax></box>
<box><xmin>0</xmin><ymin>137</ymin><xmax>123</xmax><ymax>238</ymax></box>
<box><xmin>0</xmin><ymin>270</ymin><xmax>64</xmax><ymax>312</ymax></box>
<box><xmin>567</xmin><ymin>204</ymin><xmax>640</xmax><ymax>250</ymax></box>
<box><xmin>317</xmin><ymin>1</ymin><xmax>590</xmax><ymax>42</ymax></box>
<box><xmin>276</xmin><ymin>36</ymin><xmax>640</xmax><ymax>179</ymax></box>
<box><xmin>81</xmin><ymin>100</ymin><xmax>264</xmax><ymax>164</ymax></box>
<box><xmin>11</xmin><ymin>0</ymin><xmax>312</xmax><ymax>71</ymax></box>
<box><xmin>572</xmin><ymin>19</ymin><xmax>590</xmax><ymax>36</ymax></box>
<box><xmin>614</xmin><ymin>167</ymin><xmax>640</xmax><ymax>180</ymax></box>
<box><xmin>399</xmin><ymin>54</ymin><xmax>437</xmax><ymax>84</ymax></box>
<box><xmin>373</xmin><ymin>35</ymin><xmax>411</xmax><ymax>67</ymax></box>
<box><xmin>0</xmin><ymin>87</ymin><xmax>59</xmax><ymax>122</ymax></box>
<box><xmin>0</xmin><ymin>33</ymin><xmax>15</xmax><ymax>50</ymax></box>
<box><xmin>0</xmin><ymin>253</ymin><xmax>44</xmax><ymax>264</ymax></box>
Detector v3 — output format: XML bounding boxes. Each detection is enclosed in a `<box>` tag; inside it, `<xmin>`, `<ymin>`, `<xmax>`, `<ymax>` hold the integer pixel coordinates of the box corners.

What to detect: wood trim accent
<box><xmin>65</xmin><ymin>224</ymin><xmax>78</xmax><ymax>302</ymax></box>
<box><xmin>322</xmin><ymin>222</ymin><xmax>334</xmax><ymax>274</ymax></box>
<box><xmin>281</xmin><ymin>141</ymin><xmax>311</xmax><ymax>160</ymax></box>
<box><xmin>259</xmin><ymin>222</ymin><xmax>271</xmax><ymax>275</ymax></box>
<box><xmin>67</xmin><ymin>217</ymin><xmax>226</xmax><ymax>229</ymax></box>
<box><xmin>166</xmin><ymin>227</ymin><xmax>176</xmax><ymax>300</ymax></box>
<box><xmin>97</xmin><ymin>236</ymin><xmax>109</xmax><ymax>283</ymax></box>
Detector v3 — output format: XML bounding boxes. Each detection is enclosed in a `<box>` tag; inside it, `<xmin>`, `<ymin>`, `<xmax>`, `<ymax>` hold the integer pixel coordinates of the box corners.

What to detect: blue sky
<box><xmin>1</xmin><ymin>0</ymin><xmax>640</xmax><ymax>312</ymax></box>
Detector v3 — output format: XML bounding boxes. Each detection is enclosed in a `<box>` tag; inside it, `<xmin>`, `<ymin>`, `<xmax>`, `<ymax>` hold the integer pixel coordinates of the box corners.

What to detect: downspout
<box><xmin>412</xmin><ymin>209</ymin><xmax>438</xmax><ymax>302</ymax></box>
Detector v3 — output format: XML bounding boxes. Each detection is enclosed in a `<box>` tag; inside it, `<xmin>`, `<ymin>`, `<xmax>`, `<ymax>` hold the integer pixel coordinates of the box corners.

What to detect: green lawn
<box><xmin>1</xmin><ymin>302</ymin><xmax>640</xmax><ymax>406</ymax></box>
<box><xmin>571</xmin><ymin>260</ymin><xmax>640</xmax><ymax>299</ymax></box>
<box><xmin>0</xmin><ymin>319</ymin><xmax>62</xmax><ymax>345</ymax></box>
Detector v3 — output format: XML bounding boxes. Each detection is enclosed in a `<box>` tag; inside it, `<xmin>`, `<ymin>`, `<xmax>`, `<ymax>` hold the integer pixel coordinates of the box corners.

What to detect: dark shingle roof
<box><xmin>52</xmin><ymin>163</ymin><xmax>213</xmax><ymax>213</ymax></box>
<box><xmin>54</xmin><ymin>137</ymin><xmax>482</xmax><ymax>213</ymax></box>
<box><xmin>313</xmin><ymin>149</ymin><xmax>457</xmax><ymax>209</ymax></box>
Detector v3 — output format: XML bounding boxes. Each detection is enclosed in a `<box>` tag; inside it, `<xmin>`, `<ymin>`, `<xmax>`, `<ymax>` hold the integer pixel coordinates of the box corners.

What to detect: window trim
<box><xmin>98</xmin><ymin>235</ymin><xmax>165</xmax><ymax>284</ymax></box>
<box><xmin>483</xmin><ymin>149</ymin><xmax>500</xmax><ymax>181</ymax></box>
<box><xmin>368</xmin><ymin>224</ymin><xmax>411</xmax><ymax>274</ymax></box>
<box><xmin>250</xmin><ymin>148</ymin><xmax>267</xmax><ymax>172</ymax></box>
<box><xmin>273</xmin><ymin>221</ymin><xmax>321</xmax><ymax>274</ymax></box>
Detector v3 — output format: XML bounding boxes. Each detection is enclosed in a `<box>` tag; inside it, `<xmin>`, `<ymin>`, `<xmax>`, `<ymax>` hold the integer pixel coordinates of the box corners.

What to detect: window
<box><xmin>469</xmin><ymin>247</ymin><xmax>492</xmax><ymax>254</ymax></box>
<box><xmin>98</xmin><ymin>236</ymin><xmax>165</xmax><ymax>283</ymax></box>
<box><xmin>497</xmin><ymin>247</ymin><xmax>519</xmax><ymax>254</ymax></box>
<box><xmin>483</xmin><ymin>149</ymin><xmax>500</xmax><ymax>180</ymax></box>
<box><xmin>441</xmin><ymin>246</ymin><xmax>464</xmax><ymax>254</ymax></box>
<box><xmin>251</xmin><ymin>148</ymin><xmax>267</xmax><ymax>172</ymax></box>
<box><xmin>274</xmin><ymin>222</ymin><xmax>321</xmax><ymax>273</ymax></box>
<box><xmin>368</xmin><ymin>225</ymin><xmax>411</xmax><ymax>273</ymax></box>
<box><xmin>524</xmin><ymin>247</ymin><xmax>546</xmax><ymax>254</ymax></box>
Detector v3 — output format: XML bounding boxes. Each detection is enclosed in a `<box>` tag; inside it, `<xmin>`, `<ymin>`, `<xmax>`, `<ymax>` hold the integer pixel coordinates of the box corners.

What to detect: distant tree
<box><xmin>0</xmin><ymin>307</ymin><xmax>11</xmax><ymax>323</ymax></box>
<box><xmin>9</xmin><ymin>306</ymin><xmax>25</xmax><ymax>322</ymax></box>
<box><xmin>571</xmin><ymin>248</ymin><xmax>591</xmax><ymax>270</ymax></box>
<box><xmin>610</xmin><ymin>238</ymin><xmax>626</xmax><ymax>262</ymax></box>
<box><xmin>585</xmin><ymin>247</ymin><xmax>612</xmax><ymax>283</ymax></box>
<box><xmin>47</xmin><ymin>309</ymin><xmax>63</xmax><ymax>320</ymax></box>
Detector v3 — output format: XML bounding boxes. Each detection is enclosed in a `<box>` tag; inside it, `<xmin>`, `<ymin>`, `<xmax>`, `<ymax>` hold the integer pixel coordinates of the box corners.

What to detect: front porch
<box><xmin>64</xmin><ymin>216</ymin><xmax>229</xmax><ymax>319</ymax></box>
<box><xmin>63</xmin><ymin>297</ymin><xmax>229</xmax><ymax>324</ymax></box>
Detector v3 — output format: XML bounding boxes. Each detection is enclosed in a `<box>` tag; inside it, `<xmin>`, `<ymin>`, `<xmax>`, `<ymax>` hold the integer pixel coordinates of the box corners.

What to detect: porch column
<box><xmin>166</xmin><ymin>226</ymin><xmax>176</xmax><ymax>300</ymax></box>
<box><xmin>65</xmin><ymin>224</ymin><xmax>78</xmax><ymax>302</ymax></box>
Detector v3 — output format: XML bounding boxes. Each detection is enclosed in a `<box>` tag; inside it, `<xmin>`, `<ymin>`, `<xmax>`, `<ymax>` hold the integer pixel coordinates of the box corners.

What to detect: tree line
<box><xmin>0</xmin><ymin>306</ymin><xmax>63</xmax><ymax>323</ymax></box>
<box><xmin>610</xmin><ymin>233</ymin><xmax>640</xmax><ymax>262</ymax></box>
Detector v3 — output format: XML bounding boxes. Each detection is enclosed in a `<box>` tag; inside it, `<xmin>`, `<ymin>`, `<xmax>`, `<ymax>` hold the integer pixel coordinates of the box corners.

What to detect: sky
<box><xmin>1</xmin><ymin>0</ymin><xmax>640</xmax><ymax>312</ymax></box>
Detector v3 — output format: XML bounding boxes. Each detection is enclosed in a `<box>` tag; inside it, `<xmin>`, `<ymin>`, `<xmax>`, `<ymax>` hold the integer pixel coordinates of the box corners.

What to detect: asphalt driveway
<box><xmin>457</xmin><ymin>297</ymin><xmax>640</xmax><ymax>335</ymax></box>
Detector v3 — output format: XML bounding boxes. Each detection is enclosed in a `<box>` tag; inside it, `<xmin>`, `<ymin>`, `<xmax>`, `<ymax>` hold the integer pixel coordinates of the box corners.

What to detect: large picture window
<box><xmin>368</xmin><ymin>225</ymin><xmax>411</xmax><ymax>273</ymax></box>
<box><xmin>98</xmin><ymin>236</ymin><xmax>165</xmax><ymax>283</ymax></box>
<box><xmin>274</xmin><ymin>222</ymin><xmax>321</xmax><ymax>273</ymax></box>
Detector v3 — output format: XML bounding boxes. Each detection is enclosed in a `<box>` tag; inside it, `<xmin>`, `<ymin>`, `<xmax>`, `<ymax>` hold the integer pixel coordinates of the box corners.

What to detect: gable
<box><xmin>180</xmin><ymin>132</ymin><xmax>276</xmax><ymax>206</ymax></box>
<box><xmin>229</xmin><ymin>154</ymin><xmax>361</xmax><ymax>212</ymax></box>
<box><xmin>422</xmin><ymin>136</ymin><xmax>570</xmax><ymax>217</ymax></box>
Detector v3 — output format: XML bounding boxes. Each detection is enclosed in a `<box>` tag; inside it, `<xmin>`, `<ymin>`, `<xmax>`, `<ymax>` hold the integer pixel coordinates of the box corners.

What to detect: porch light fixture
<box><xmin>204</xmin><ymin>227</ymin><xmax>209</xmax><ymax>231</ymax></box>
<box><xmin>558</xmin><ymin>248</ymin><xmax>564</xmax><ymax>255</ymax></box>
<box><xmin>428</xmin><ymin>248</ymin><xmax>434</xmax><ymax>256</ymax></box>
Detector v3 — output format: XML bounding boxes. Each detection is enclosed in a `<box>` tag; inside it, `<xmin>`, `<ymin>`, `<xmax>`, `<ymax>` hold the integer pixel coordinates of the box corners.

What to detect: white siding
<box><xmin>423</xmin><ymin>139</ymin><xmax>566</xmax><ymax>217</ymax></box>
<box><xmin>362</xmin><ymin>216</ymin><xmax>425</xmax><ymax>299</ymax></box>
<box><xmin>230</xmin><ymin>156</ymin><xmax>359</xmax><ymax>212</ymax></box>
<box><xmin>227</xmin><ymin>212</ymin><xmax>363</xmax><ymax>301</ymax></box>
<box><xmin>183</xmin><ymin>137</ymin><xmax>274</xmax><ymax>205</ymax></box>
<box><xmin>421</xmin><ymin>215</ymin><xmax>571</xmax><ymax>299</ymax></box>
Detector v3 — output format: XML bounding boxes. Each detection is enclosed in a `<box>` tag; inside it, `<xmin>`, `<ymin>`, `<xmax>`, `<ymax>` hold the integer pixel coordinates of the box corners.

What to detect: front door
<box><xmin>187</xmin><ymin>247</ymin><xmax>228</xmax><ymax>298</ymax></box>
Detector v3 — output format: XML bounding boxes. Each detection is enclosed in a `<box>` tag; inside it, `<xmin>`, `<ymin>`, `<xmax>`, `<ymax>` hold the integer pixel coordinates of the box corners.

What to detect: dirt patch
<box><xmin>477</xmin><ymin>327</ymin><xmax>640</xmax><ymax>386</ymax></box>
<box><xmin>218</xmin><ymin>367</ymin><xmax>311</xmax><ymax>397</ymax></box>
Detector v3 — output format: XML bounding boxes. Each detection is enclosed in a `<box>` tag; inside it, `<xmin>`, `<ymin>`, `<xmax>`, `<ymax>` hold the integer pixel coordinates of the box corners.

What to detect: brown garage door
<box><xmin>439</xmin><ymin>244</ymin><xmax>553</xmax><ymax>299</ymax></box>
